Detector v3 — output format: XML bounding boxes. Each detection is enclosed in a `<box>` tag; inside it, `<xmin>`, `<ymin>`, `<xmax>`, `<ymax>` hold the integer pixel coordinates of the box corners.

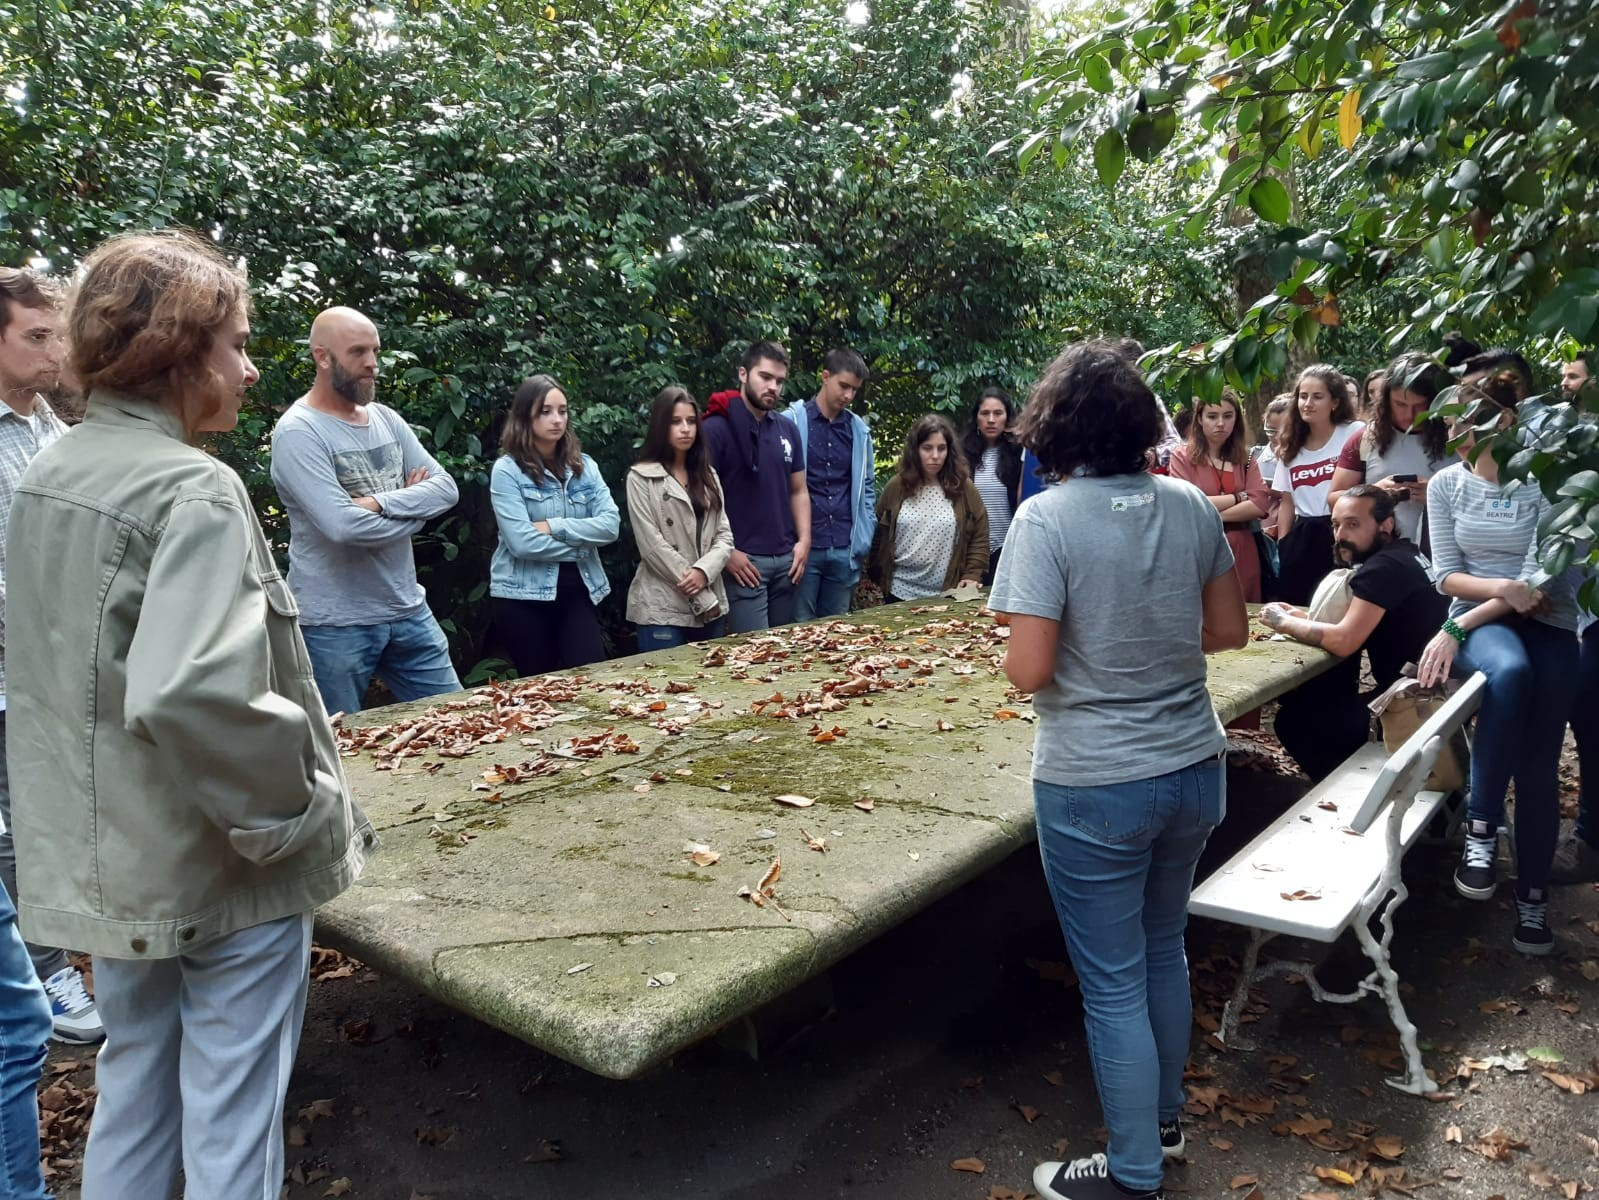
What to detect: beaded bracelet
<box><xmin>1441</xmin><ymin>617</ymin><xmax>1468</xmax><ymax>644</ymax></box>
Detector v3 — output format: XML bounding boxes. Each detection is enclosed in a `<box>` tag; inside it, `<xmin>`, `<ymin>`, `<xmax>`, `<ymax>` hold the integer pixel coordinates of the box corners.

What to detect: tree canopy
<box><xmin>1</xmin><ymin>0</ymin><xmax>1224</xmax><ymax>667</ymax></box>
<box><xmin>1017</xmin><ymin>0</ymin><xmax>1597</xmax><ymax>598</ymax></box>
<box><xmin>3</xmin><ymin>0</ymin><xmax>1593</xmax><ymax>659</ymax></box>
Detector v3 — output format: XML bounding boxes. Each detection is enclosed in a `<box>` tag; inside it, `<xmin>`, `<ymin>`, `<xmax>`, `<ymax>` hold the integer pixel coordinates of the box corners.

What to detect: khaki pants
<box><xmin>82</xmin><ymin>912</ymin><xmax>313</xmax><ymax>1200</ymax></box>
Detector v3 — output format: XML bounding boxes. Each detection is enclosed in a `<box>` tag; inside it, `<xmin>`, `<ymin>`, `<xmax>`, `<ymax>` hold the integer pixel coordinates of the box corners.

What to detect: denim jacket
<box><xmin>489</xmin><ymin>453</ymin><xmax>620</xmax><ymax>603</ymax></box>
<box><xmin>784</xmin><ymin>399</ymin><xmax>876</xmax><ymax>568</ymax></box>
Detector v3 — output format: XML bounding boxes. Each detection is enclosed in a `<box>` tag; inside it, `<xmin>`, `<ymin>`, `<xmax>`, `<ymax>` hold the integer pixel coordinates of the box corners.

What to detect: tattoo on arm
<box><xmin>1290</xmin><ymin>616</ymin><xmax>1325</xmax><ymax>646</ymax></box>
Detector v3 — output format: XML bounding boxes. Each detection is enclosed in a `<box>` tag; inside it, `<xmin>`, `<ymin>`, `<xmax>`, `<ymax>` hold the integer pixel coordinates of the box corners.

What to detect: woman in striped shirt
<box><xmin>1417</xmin><ymin>372</ymin><xmax>1581</xmax><ymax>956</ymax></box>
<box><xmin>963</xmin><ymin>387</ymin><xmax>1022</xmax><ymax>585</ymax></box>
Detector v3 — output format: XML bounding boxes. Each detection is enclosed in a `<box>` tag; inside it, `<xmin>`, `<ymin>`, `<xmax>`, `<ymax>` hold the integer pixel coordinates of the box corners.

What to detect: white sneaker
<box><xmin>43</xmin><ymin>965</ymin><xmax>105</xmax><ymax>1044</ymax></box>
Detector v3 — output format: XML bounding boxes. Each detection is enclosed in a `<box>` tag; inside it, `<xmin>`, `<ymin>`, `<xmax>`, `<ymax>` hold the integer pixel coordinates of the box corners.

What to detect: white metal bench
<box><xmin>1189</xmin><ymin>672</ymin><xmax>1487</xmax><ymax>1095</ymax></box>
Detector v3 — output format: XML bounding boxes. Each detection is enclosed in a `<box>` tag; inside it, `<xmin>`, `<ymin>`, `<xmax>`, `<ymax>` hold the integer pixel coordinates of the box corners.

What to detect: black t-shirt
<box><xmin>1349</xmin><ymin>539</ymin><xmax>1448</xmax><ymax>689</ymax></box>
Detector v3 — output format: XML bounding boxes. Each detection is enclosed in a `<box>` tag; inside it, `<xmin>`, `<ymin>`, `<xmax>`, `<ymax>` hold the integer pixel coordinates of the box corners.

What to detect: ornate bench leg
<box><xmin>1220</xmin><ymin>928</ymin><xmax>1274</xmax><ymax>1052</ymax></box>
<box><xmin>1353</xmin><ymin>882</ymin><xmax>1437</xmax><ymax>1095</ymax></box>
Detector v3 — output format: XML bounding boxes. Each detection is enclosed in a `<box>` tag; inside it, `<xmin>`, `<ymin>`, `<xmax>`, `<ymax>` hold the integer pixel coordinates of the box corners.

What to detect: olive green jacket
<box><xmin>5</xmin><ymin>392</ymin><xmax>374</xmax><ymax>959</ymax></box>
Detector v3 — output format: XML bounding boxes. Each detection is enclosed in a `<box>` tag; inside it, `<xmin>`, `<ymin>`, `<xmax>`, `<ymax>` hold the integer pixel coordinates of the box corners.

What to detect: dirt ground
<box><xmin>39</xmin><ymin>742</ymin><xmax>1599</xmax><ymax>1200</ymax></box>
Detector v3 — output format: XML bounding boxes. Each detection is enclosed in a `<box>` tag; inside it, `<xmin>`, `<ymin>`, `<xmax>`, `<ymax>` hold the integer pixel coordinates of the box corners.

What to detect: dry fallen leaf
<box><xmin>737</xmin><ymin>859</ymin><xmax>791</xmax><ymax>920</ymax></box>
<box><xmin>1280</xmin><ymin>889</ymin><xmax>1322</xmax><ymax>902</ymax></box>
<box><xmin>951</xmin><ymin>1157</ymin><xmax>987</xmax><ymax>1174</ymax></box>
<box><xmin>800</xmin><ymin>828</ymin><xmax>829</xmax><ymax>853</ymax></box>
<box><xmin>936</xmin><ymin>719</ymin><xmax>955</xmax><ymax>732</ymax></box>
<box><xmin>994</xmin><ymin>708</ymin><xmax>1020</xmax><ymax>720</ymax></box>
<box><xmin>683</xmin><ymin>842</ymin><xmax>720</xmax><ymax>868</ymax></box>
<box><xmin>1313</xmin><ymin>1165</ymin><xmax>1357</xmax><ymax>1185</ymax></box>
<box><xmin>1229</xmin><ymin>1174</ymin><xmax>1259</xmax><ymax>1189</ymax></box>
<box><xmin>1013</xmin><ymin>1103</ymin><xmax>1041</xmax><ymax>1124</ymax></box>
<box><xmin>854</xmin><ymin>797</ymin><xmax>875</xmax><ymax>812</ymax></box>
<box><xmin>1042</xmin><ymin>1070</ymin><xmax>1064</xmax><ymax>1087</ymax></box>
<box><xmin>524</xmin><ymin>1139</ymin><xmax>563</xmax><ymax>1163</ymax></box>
<box><xmin>415</xmin><ymin>1125</ymin><xmax>454</xmax><ymax>1146</ymax></box>
<box><xmin>1445</xmin><ymin>1125</ymin><xmax>1463</xmax><ymax>1143</ymax></box>
<box><xmin>565</xmin><ymin>962</ymin><xmax>593</xmax><ymax>976</ymax></box>
<box><xmin>323</xmin><ymin>1182</ymin><xmax>353</xmax><ymax>1198</ymax></box>
<box><xmin>1370</xmin><ymin>1134</ymin><xmax>1405</xmax><ymax>1159</ymax></box>
<box><xmin>773</xmin><ymin>793</ymin><xmax>815</xmax><ymax>808</ymax></box>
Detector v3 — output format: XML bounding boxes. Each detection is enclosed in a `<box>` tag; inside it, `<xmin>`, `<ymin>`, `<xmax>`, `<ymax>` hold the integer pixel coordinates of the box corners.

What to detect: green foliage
<box><xmin>1020</xmin><ymin>0</ymin><xmax>1599</xmax><ymax>589</ymax></box>
<box><xmin>1</xmin><ymin>0</ymin><xmax>1225</xmax><ymax>665</ymax></box>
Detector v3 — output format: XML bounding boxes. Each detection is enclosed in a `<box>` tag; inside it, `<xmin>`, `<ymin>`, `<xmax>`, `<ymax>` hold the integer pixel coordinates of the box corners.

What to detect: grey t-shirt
<box><xmin>989</xmin><ymin>473</ymin><xmax>1234</xmax><ymax>787</ymax></box>
<box><xmin>270</xmin><ymin>400</ymin><xmax>459</xmax><ymax>627</ymax></box>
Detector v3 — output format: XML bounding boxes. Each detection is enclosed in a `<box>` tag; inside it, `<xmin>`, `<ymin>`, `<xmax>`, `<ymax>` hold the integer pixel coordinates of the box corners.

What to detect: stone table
<box><xmin>316</xmin><ymin>603</ymin><xmax>1331</xmax><ymax>1078</ymax></box>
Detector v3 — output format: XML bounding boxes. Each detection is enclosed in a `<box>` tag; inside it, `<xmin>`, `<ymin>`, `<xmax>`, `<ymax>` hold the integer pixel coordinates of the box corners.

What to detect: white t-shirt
<box><xmin>1273</xmin><ymin>422</ymin><xmax>1362</xmax><ymax>517</ymax></box>
<box><xmin>893</xmin><ymin>486</ymin><xmax>957</xmax><ymax>599</ymax></box>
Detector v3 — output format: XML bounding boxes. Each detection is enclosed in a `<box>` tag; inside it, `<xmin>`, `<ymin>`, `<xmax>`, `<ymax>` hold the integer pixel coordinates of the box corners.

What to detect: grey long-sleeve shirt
<box><xmin>269</xmin><ymin>399</ymin><xmax>458</xmax><ymax>626</ymax></box>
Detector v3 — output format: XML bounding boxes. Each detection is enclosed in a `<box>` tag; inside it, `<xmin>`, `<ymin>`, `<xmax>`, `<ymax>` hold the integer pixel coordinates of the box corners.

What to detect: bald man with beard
<box><xmin>269</xmin><ymin>308</ymin><xmax>461</xmax><ymax>716</ymax></box>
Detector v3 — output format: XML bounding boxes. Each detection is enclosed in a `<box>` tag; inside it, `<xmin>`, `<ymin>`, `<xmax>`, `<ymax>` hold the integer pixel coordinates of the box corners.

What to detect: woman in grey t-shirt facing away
<box><xmin>988</xmin><ymin>341</ymin><xmax>1248</xmax><ymax>1200</ymax></box>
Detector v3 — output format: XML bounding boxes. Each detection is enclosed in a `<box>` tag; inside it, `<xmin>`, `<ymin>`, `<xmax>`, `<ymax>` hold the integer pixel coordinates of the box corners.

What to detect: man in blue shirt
<box><xmin>703</xmin><ymin>341</ymin><xmax>811</xmax><ymax>632</ymax></box>
<box><xmin>786</xmin><ymin>347</ymin><xmax>876</xmax><ymax>620</ymax></box>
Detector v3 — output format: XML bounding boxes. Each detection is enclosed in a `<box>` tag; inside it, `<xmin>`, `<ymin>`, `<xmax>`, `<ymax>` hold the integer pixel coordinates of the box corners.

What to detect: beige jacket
<box><xmin>624</xmin><ymin>462</ymin><xmax>734</xmax><ymax>626</ymax></box>
<box><xmin>5</xmin><ymin>392</ymin><xmax>373</xmax><ymax>959</ymax></box>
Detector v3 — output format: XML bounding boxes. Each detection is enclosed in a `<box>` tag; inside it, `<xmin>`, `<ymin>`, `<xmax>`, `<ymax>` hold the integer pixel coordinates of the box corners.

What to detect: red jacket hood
<box><xmin>705</xmin><ymin>389</ymin><xmax>740</xmax><ymax>419</ymax></box>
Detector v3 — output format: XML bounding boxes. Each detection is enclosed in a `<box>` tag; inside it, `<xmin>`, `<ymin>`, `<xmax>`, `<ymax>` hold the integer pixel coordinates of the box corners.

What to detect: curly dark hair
<box><xmin>1014</xmin><ymin>341</ymin><xmax>1162</xmax><ymax>479</ymax></box>
<box><xmin>1367</xmin><ymin>351</ymin><xmax>1449</xmax><ymax>458</ymax></box>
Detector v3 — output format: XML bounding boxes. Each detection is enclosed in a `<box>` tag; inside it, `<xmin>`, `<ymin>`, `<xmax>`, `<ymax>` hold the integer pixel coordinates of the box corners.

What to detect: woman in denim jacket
<box><xmin>489</xmin><ymin>375</ymin><xmax>620</xmax><ymax>675</ymax></box>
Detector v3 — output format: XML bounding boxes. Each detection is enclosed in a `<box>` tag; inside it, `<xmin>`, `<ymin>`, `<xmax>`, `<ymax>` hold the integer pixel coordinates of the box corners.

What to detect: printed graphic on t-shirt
<box><xmin>1288</xmin><ymin>457</ymin><xmax>1338</xmax><ymax>490</ymax></box>
<box><xmin>332</xmin><ymin>442</ymin><xmax>404</xmax><ymax>498</ymax></box>
<box><xmin>780</xmin><ymin>434</ymin><xmax>794</xmax><ymax>466</ymax></box>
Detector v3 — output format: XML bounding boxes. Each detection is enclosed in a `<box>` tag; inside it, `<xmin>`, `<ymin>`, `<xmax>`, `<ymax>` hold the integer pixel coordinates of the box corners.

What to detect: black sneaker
<box><xmin>1512</xmin><ymin>887</ymin><xmax>1554</xmax><ymax>956</ymax></box>
<box><xmin>1033</xmin><ymin>1153</ymin><xmax>1162</xmax><ymax>1200</ymax></box>
<box><xmin>1158</xmin><ymin>1119</ymin><xmax>1185</xmax><ymax>1160</ymax></box>
<box><xmin>1453</xmin><ymin>822</ymin><xmax>1497</xmax><ymax>900</ymax></box>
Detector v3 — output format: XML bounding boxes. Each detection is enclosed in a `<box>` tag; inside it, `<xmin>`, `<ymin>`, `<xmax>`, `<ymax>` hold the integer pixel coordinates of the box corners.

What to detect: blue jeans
<box><xmin>636</xmin><ymin>621</ymin><xmax>722</xmax><ymax>651</ymax></box>
<box><xmin>795</xmin><ymin>546</ymin><xmax>859</xmax><ymax>621</ymax></box>
<box><xmin>1574</xmin><ymin>622</ymin><xmax>1599</xmax><ymax>847</ymax></box>
<box><xmin>1035</xmin><ymin>756</ymin><xmax>1225</xmax><ymax>1192</ymax></box>
<box><xmin>724</xmin><ymin>553</ymin><xmax>796</xmax><ymax>634</ymax></box>
<box><xmin>0</xmin><ymin>886</ymin><xmax>50</xmax><ymax>1199</ymax></box>
<box><xmin>1457</xmin><ymin>618</ymin><xmax>1579</xmax><ymax>889</ymax></box>
<box><xmin>299</xmin><ymin>610</ymin><xmax>462</xmax><ymax>717</ymax></box>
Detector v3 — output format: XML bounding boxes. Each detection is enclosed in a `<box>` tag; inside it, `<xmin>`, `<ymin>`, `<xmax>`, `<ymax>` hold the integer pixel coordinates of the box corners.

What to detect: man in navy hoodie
<box><xmin>702</xmin><ymin>341</ymin><xmax>811</xmax><ymax>632</ymax></box>
<box><xmin>785</xmin><ymin>347</ymin><xmax>876</xmax><ymax>619</ymax></box>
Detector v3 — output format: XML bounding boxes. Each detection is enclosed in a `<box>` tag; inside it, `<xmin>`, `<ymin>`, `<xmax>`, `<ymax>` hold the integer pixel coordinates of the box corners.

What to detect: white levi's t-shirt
<box><xmin>1272</xmin><ymin>422</ymin><xmax>1362</xmax><ymax>517</ymax></box>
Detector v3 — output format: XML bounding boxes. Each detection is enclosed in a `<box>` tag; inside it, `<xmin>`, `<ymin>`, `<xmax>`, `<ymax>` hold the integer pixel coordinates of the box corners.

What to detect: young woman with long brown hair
<box><xmin>1327</xmin><ymin>351</ymin><xmax>1451</xmax><ymax>544</ymax></box>
<box><xmin>625</xmin><ymin>387</ymin><xmax>734</xmax><ymax>649</ymax></box>
<box><xmin>1167</xmin><ymin>388</ymin><xmax>1269</xmax><ymax>601</ymax></box>
<box><xmin>1271</xmin><ymin>364</ymin><xmax>1363</xmax><ymax>603</ymax></box>
<box><xmin>489</xmin><ymin>374</ymin><xmax>620</xmax><ymax>675</ymax></box>
<box><xmin>867</xmin><ymin>414</ymin><xmax>988</xmax><ymax>601</ymax></box>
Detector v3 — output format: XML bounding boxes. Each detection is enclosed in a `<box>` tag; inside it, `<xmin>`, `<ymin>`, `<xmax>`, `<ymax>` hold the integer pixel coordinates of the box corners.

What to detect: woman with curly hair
<box><xmin>1328</xmin><ymin>351</ymin><xmax>1451</xmax><ymax>544</ymax></box>
<box><xmin>990</xmin><ymin>340</ymin><xmax>1247</xmax><ymax>1200</ymax></box>
<box><xmin>1271</xmin><ymin>363</ymin><xmax>1363</xmax><ymax>604</ymax></box>
<box><xmin>867</xmin><ymin>414</ymin><xmax>988</xmax><ymax>601</ymax></box>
